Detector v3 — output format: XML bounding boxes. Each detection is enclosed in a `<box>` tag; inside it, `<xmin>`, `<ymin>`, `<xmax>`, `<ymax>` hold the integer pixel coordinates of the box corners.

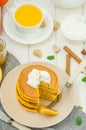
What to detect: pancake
<box><xmin>16</xmin><ymin>64</ymin><xmax>59</xmax><ymax>112</ymax></box>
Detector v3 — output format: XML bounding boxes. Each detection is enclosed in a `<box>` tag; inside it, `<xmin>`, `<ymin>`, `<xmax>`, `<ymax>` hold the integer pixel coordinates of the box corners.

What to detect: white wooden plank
<box><xmin>3</xmin><ymin>32</ymin><xmax>29</xmax><ymax>63</ymax></box>
<box><xmin>55</xmin><ymin>5</ymin><xmax>83</xmax><ymax>75</ymax></box>
<box><xmin>28</xmin><ymin>32</ymin><xmax>57</xmax><ymax>65</ymax></box>
<box><xmin>28</xmin><ymin>1</ymin><xmax>84</xmax><ymax>75</ymax></box>
<box><xmin>2</xmin><ymin>0</ymin><xmax>86</xmax><ymax>113</ymax></box>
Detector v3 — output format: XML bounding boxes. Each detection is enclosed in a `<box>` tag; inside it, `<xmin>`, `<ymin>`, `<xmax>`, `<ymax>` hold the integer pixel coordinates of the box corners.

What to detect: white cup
<box><xmin>13</xmin><ymin>2</ymin><xmax>44</xmax><ymax>33</ymax></box>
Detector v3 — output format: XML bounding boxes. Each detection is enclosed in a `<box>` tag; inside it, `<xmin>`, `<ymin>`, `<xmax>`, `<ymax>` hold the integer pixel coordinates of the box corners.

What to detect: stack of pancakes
<box><xmin>16</xmin><ymin>65</ymin><xmax>59</xmax><ymax>112</ymax></box>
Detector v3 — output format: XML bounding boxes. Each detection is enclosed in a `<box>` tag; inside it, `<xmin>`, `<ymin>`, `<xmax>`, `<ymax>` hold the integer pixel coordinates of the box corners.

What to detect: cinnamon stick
<box><xmin>66</xmin><ymin>53</ymin><xmax>70</xmax><ymax>75</ymax></box>
<box><xmin>64</xmin><ymin>46</ymin><xmax>82</xmax><ymax>63</ymax></box>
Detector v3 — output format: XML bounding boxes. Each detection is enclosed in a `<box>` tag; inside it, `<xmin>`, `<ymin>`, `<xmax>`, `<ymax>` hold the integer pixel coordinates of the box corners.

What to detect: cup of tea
<box><xmin>13</xmin><ymin>2</ymin><xmax>44</xmax><ymax>33</ymax></box>
<box><xmin>0</xmin><ymin>36</ymin><xmax>7</xmax><ymax>66</ymax></box>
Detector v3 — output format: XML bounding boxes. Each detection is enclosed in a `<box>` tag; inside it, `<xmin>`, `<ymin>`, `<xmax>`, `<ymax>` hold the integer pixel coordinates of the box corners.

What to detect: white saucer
<box><xmin>3</xmin><ymin>9</ymin><xmax>53</xmax><ymax>45</ymax></box>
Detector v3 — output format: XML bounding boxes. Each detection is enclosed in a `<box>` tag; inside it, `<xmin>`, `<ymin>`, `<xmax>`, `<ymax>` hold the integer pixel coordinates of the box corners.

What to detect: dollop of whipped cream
<box><xmin>27</xmin><ymin>69</ymin><xmax>50</xmax><ymax>88</ymax></box>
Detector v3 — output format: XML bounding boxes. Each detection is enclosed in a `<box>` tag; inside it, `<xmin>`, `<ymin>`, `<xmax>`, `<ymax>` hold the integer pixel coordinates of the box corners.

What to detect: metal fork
<box><xmin>48</xmin><ymin>60</ymin><xmax>86</xmax><ymax>108</ymax></box>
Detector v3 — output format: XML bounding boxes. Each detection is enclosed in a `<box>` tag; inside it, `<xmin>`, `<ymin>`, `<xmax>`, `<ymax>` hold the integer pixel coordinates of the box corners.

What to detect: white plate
<box><xmin>1</xmin><ymin>62</ymin><xmax>75</xmax><ymax>128</ymax></box>
<box><xmin>3</xmin><ymin>9</ymin><xmax>53</xmax><ymax>45</ymax></box>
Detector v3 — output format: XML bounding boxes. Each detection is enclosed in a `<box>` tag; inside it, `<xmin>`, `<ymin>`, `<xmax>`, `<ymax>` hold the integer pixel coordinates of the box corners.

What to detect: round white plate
<box><xmin>3</xmin><ymin>9</ymin><xmax>53</xmax><ymax>45</ymax></box>
<box><xmin>1</xmin><ymin>62</ymin><xmax>75</xmax><ymax>128</ymax></box>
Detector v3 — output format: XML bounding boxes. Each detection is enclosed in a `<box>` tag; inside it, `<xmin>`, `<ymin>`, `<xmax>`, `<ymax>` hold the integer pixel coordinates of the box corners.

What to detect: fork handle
<box><xmin>68</xmin><ymin>60</ymin><xmax>86</xmax><ymax>84</ymax></box>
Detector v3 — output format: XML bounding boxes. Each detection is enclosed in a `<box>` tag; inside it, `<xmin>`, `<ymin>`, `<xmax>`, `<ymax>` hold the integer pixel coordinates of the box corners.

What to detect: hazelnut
<box><xmin>40</xmin><ymin>21</ymin><xmax>46</xmax><ymax>28</ymax></box>
<box><xmin>53</xmin><ymin>21</ymin><xmax>60</xmax><ymax>31</ymax></box>
<box><xmin>52</xmin><ymin>44</ymin><xmax>60</xmax><ymax>53</ymax></box>
<box><xmin>33</xmin><ymin>49</ymin><xmax>42</xmax><ymax>57</ymax></box>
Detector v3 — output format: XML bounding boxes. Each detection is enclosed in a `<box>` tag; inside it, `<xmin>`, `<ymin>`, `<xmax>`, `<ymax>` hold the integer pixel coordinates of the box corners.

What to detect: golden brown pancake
<box><xmin>16</xmin><ymin>65</ymin><xmax>59</xmax><ymax>112</ymax></box>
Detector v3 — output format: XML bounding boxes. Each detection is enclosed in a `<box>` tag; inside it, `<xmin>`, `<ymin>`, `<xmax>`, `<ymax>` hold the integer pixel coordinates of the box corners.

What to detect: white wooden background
<box><xmin>1</xmin><ymin>0</ymin><xmax>86</xmax><ymax>113</ymax></box>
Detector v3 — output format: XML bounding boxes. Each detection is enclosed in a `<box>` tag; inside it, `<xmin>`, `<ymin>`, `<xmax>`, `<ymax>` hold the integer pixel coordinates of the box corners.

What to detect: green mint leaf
<box><xmin>82</xmin><ymin>76</ymin><xmax>86</xmax><ymax>82</ymax></box>
<box><xmin>77</xmin><ymin>106</ymin><xmax>83</xmax><ymax>110</ymax></box>
<box><xmin>76</xmin><ymin>116</ymin><xmax>83</xmax><ymax>126</ymax></box>
<box><xmin>47</xmin><ymin>55</ymin><xmax>55</xmax><ymax>60</ymax></box>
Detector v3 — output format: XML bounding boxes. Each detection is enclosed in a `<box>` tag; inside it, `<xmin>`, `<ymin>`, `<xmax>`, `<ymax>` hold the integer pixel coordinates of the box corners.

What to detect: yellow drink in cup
<box><xmin>15</xmin><ymin>5</ymin><xmax>43</xmax><ymax>27</ymax></box>
<box><xmin>13</xmin><ymin>3</ymin><xmax>44</xmax><ymax>32</ymax></box>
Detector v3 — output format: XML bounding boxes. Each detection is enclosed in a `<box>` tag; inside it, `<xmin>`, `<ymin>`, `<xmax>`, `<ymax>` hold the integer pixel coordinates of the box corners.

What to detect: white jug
<box><xmin>54</xmin><ymin>0</ymin><xmax>86</xmax><ymax>8</ymax></box>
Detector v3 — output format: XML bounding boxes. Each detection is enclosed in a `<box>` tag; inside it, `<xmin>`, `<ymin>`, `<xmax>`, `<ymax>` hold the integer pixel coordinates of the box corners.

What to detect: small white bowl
<box><xmin>13</xmin><ymin>2</ymin><xmax>44</xmax><ymax>33</ymax></box>
<box><xmin>60</xmin><ymin>14</ymin><xmax>86</xmax><ymax>41</ymax></box>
